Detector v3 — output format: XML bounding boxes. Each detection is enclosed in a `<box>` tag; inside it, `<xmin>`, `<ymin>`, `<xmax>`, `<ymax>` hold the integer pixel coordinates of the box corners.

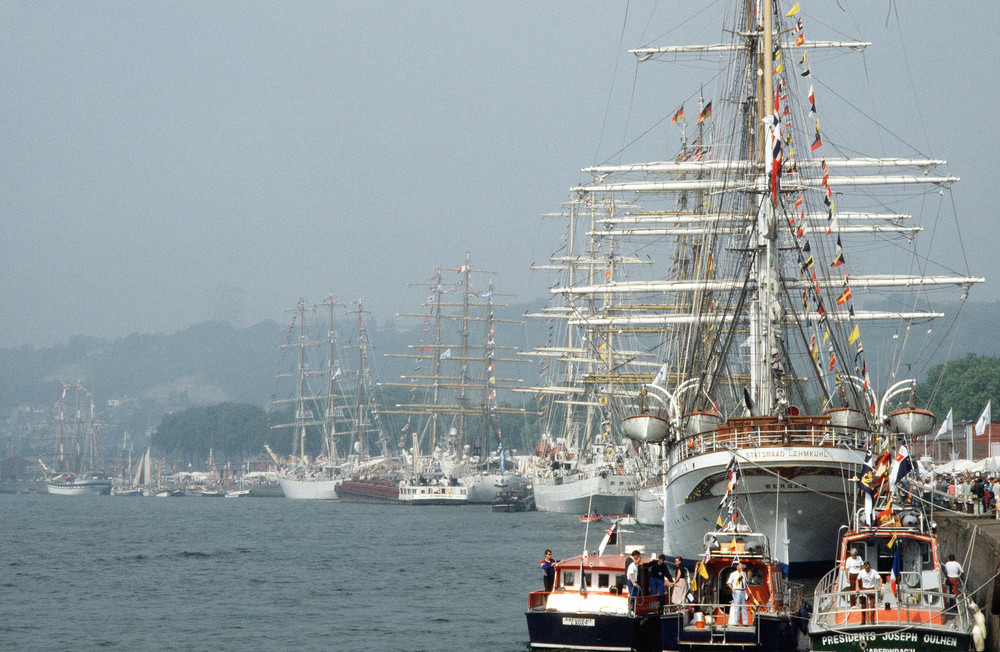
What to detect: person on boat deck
<box><xmin>944</xmin><ymin>553</ymin><xmax>964</xmax><ymax>604</ymax></box>
<box><xmin>636</xmin><ymin>388</ymin><xmax>649</xmax><ymax>414</ymax></box>
<box><xmin>626</xmin><ymin>550</ymin><xmax>642</xmax><ymax>611</ymax></box>
<box><xmin>844</xmin><ymin>548</ymin><xmax>863</xmax><ymax>606</ymax></box>
<box><xmin>540</xmin><ymin>550</ymin><xmax>559</xmax><ymax>592</ymax></box>
<box><xmin>668</xmin><ymin>556</ymin><xmax>689</xmax><ymax>613</ymax></box>
<box><xmin>856</xmin><ymin>560</ymin><xmax>881</xmax><ymax>625</ymax></box>
<box><xmin>647</xmin><ymin>554</ymin><xmax>667</xmax><ymax>609</ymax></box>
<box><xmin>727</xmin><ymin>562</ymin><xmax>749</xmax><ymax>626</ymax></box>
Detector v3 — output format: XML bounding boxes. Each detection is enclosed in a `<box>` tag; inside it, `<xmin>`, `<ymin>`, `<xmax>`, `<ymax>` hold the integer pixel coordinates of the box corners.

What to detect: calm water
<box><xmin>1</xmin><ymin>495</ymin><xmax>662</xmax><ymax>651</ymax></box>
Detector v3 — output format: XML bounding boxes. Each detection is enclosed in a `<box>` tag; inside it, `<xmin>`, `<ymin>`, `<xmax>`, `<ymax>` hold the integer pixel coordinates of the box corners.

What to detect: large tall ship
<box><xmin>39</xmin><ymin>382</ymin><xmax>112</xmax><ymax>496</ymax></box>
<box><xmin>268</xmin><ymin>297</ymin><xmax>391</xmax><ymax>499</ymax></box>
<box><xmin>518</xmin><ymin>196</ymin><xmax>646</xmax><ymax>515</ymax></box>
<box><xmin>541</xmin><ymin>1</ymin><xmax>980</xmax><ymax>571</ymax></box>
<box><xmin>381</xmin><ymin>255</ymin><xmax>530</xmax><ymax>504</ymax></box>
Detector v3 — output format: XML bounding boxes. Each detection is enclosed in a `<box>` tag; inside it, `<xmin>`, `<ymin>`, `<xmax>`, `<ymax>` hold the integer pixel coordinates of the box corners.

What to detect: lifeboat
<box><xmin>622</xmin><ymin>412</ymin><xmax>670</xmax><ymax>443</ymax></box>
<box><xmin>823</xmin><ymin>406</ymin><xmax>868</xmax><ymax>430</ymax></box>
<box><xmin>887</xmin><ymin>407</ymin><xmax>935</xmax><ymax>438</ymax></box>
<box><xmin>682</xmin><ymin>410</ymin><xmax>724</xmax><ymax>437</ymax></box>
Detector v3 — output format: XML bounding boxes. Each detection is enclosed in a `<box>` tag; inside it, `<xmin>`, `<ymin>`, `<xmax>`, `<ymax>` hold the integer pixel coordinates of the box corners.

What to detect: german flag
<box><xmin>671</xmin><ymin>106</ymin><xmax>684</xmax><ymax>125</ymax></box>
<box><xmin>698</xmin><ymin>101</ymin><xmax>712</xmax><ymax>123</ymax></box>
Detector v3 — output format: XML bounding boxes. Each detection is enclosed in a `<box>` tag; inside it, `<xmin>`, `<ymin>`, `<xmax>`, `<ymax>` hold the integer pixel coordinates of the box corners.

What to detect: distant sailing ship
<box><xmin>517</xmin><ymin>196</ymin><xmax>641</xmax><ymax>515</ymax></box>
<box><xmin>574</xmin><ymin>1</ymin><xmax>983</xmax><ymax>572</ymax></box>
<box><xmin>382</xmin><ymin>254</ymin><xmax>530</xmax><ymax>504</ymax></box>
<box><xmin>268</xmin><ymin>296</ymin><xmax>390</xmax><ymax>499</ymax></box>
<box><xmin>39</xmin><ymin>382</ymin><xmax>112</xmax><ymax>496</ymax></box>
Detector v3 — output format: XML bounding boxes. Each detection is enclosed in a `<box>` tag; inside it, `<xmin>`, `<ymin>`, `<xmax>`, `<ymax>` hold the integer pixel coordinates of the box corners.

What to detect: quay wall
<box><xmin>936</xmin><ymin>514</ymin><xmax>1000</xmax><ymax>651</ymax></box>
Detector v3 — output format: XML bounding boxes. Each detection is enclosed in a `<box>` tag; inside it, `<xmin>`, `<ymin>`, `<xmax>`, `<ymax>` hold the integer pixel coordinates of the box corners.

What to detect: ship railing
<box><xmin>677</xmin><ymin>600</ymin><xmax>770</xmax><ymax>624</ymax></box>
<box><xmin>811</xmin><ymin>569</ymin><xmax>971</xmax><ymax>631</ymax></box>
<box><xmin>673</xmin><ymin>423</ymin><xmax>868</xmax><ymax>464</ymax></box>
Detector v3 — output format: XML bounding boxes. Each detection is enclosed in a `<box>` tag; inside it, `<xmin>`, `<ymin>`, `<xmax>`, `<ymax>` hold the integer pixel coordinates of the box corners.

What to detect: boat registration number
<box><xmin>562</xmin><ymin>617</ymin><xmax>595</xmax><ymax>627</ymax></box>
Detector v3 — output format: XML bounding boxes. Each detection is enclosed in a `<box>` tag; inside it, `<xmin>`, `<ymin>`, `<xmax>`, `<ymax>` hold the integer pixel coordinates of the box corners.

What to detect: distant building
<box><xmin>917</xmin><ymin>421</ymin><xmax>1000</xmax><ymax>462</ymax></box>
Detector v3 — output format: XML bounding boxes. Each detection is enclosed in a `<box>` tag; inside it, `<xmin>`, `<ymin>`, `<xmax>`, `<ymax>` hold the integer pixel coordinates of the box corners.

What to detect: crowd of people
<box><xmin>912</xmin><ymin>473</ymin><xmax>1000</xmax><ymax>516</ymax></box>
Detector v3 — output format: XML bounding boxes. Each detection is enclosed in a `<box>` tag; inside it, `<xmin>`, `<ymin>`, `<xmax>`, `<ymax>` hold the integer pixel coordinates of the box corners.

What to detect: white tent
<box><xmin>932</xmin><ymin>459</ymin><xmax>975</xmax><ymax>475</ymax></box>
<box><xmin>969</xmin><ymin>456</ymin><xmax>1000</xmax><ymax>474</ymax></box>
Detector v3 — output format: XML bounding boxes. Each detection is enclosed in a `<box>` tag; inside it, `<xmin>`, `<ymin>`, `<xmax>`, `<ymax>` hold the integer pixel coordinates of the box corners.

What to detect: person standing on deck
<box><xmin>540</xmin><ymin>550</ymin><xmax>559</xmax><ymax>592</ymax></box>
<box><xmin>856</xmin><ymin>561</ymin><xmax>881</xmax><ymax>625</ymax></box>
<box><xmin>727</xmin><ymin>562</ymin><xmax>749</xmax><ymax>626</ymax></box>
<box><xmin>844</xmin><ymin>548</ymin><xmax>863</xmax><ymax>606</ymax></box>
<box><xmin>647</xmin><ymin>554</ymin><xmax>667</xmax><ymax>609</ymax></box>
<box><xmin>944</xmin><ymin>553</ymin><xmax>964</xmax><ymax>604</ymax></box>
<box><xmin>668</xmin><ymin>556</ymin><xmax>690</xmax><ymax>622</ymax></box>
<box><xmin>626</xmin><ymin>550</ymin><xmax>642</xmax><ymax>612</ymax></box>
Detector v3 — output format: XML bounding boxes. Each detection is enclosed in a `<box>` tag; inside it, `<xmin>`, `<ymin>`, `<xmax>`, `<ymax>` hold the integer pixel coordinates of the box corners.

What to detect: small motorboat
<box><xmin>580</xmin><ymin>511</ymin><xmax>603</xmax><ymax>523</ymax></box>
<box><xmin>608</xmin><ymin>513</ymin><xmax>638</xmax><ymax>526</ymax></box>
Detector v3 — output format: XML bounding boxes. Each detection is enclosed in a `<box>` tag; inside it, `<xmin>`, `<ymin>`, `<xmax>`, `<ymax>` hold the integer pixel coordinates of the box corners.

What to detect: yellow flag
<box><xmin>774</xmin><ymin>62</ymin><xmax>784</xmax><ymax>75</ymax></box>
<box><xmin>699</xmin><ymin>561</ymin><xmax>709</xmax><ymax>579</ymax></box>
<box><xmin>786</xmin><ymin>3</ymin><xmax>800</xmax><ymax>17</ymax></box>
<box><xmin>717</xmin><ymin>514</ymin><xmax>724</xmax><ymax>527</ymax></box>
<box><xmin>848</xmin><ymin>324</ymin><xmax>861</xmax><ymax>345</ymax></box>
<box><xmin>888</xmin><ymin>533</ymin><xmax>898</xmax><ymax>549</ymax></box>
<box><xmin>823</xmin><ymin>329</ymin><xmax>830</xmax><ymax>345</ymax></box>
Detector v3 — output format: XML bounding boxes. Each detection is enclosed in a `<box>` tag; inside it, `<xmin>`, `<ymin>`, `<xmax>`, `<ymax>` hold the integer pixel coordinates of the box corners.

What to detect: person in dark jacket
<box><xmin>540</xmin><ymin>549</ymin><xmax>559</xmax><ymax>591</ymax></box>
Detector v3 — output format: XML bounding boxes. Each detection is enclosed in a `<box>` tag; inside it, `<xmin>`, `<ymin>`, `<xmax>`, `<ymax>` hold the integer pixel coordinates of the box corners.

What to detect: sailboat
<box><xmin>40</xmin><ymin>382</ymin><xmax>112</xmax><ymax>496</ymax></box>
<box><xmin>382</xmin><ymin>255</ymin><xmax>530</xmax><ymax>504</ymax></box>
<box><xmin>547</xmin><ymin>1</ymin><xmax>980</xmax><ymax>572</ymax></box>
<box><xmin>113</xmin><ymin>444</ymin><xmax>153</xmax><ymax>496</ymax></box>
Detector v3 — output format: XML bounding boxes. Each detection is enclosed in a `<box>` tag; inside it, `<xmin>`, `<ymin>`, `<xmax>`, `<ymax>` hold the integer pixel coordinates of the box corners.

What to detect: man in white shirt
<box><xmin>626</xmin><ymin>550</ymin><xmax>642</xmax><ymax>612</ymax></box>
<box><xmin>856</xmin><ymin>560</ymin><xmax>881</xmax><ymax>625</ymax></box>
<box><xmin>944</xmin><ymin>553</ymin><xmax>963</xmax><ymax>607</ymax></box>
<box><xmin>844</xmin><ymin>548</ymin><xmax>863</xmax><ymax>606</ymax></box>
<box><xmin>727</xmin><ymin>562</ymin><xmax>749</xmax><ymax>626</ymax></box>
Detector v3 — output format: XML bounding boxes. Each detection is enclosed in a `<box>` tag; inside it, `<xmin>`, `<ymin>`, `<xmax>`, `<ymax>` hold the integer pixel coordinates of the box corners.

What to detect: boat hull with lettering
<box><xmin>663</xmin><ymin>440</ymin><xmax>864</xmax><ymax>575</ymax></box>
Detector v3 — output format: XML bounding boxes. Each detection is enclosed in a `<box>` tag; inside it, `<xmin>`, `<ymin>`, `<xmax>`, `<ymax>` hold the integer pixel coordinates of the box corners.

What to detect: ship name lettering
<box><xmin>822</xmin><ymin>633</ymin><xmax>876</xmax><ymax>645</ymax></box>
<box><xmin>922</xmin><ymin>634</ymin><xmax>957</xmax><ymax>646</ymax></box>
<box><xmin>562</xmin><ymin>617</ymin><xmax>595</xmax><ymax>627</ymax></box>
<box><xmin>881</xmin><ymin>631</ymin><xmax>917</xmax><ymax>642</ymax></box>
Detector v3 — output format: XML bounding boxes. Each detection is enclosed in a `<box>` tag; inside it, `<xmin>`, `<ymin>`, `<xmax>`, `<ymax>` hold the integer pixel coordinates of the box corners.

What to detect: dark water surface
<box><xmin>1</xmin><ymin>495</ymin><xmax>662</xmax><ymax>651</ymax></box>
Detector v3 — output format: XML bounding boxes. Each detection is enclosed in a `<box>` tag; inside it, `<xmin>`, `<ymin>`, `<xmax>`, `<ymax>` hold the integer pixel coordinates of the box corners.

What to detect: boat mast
<box><xmin>294</xmin><ymin>299</ymin><xmax>313</xmax><ymax>463</ymax></box>
<box><xmin>456</xmin><ymin>252</ymin><xmax>472</xmax><ymax>453</ymax></box>
<box><xmin>320</xmin><ymin>294</ymin><xmax>340</xmax><ymax>464</ymax></box>
<box><xmin>747</xmin><ymin>0</ymin><xmax>786</xmax><ymax>416</ymax></box>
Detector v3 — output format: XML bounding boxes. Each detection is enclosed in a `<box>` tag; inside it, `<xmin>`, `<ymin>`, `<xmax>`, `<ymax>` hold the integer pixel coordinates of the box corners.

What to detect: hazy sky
<box><xmin>2</xmin><ymin>1</ymin><xmax>996</xmax><ymax>348</ymax></box>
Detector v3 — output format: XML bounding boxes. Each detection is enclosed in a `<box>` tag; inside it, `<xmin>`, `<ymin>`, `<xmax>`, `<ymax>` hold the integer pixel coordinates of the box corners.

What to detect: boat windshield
<box><xmin>851</xmin><ymin>537</ymin><xmax>933</xmax><ymax>578</ymax></box>
<box><xmin>705</xmin><ymin>532</ymin><xmax>769</xmax><ymax>557</ymax></box>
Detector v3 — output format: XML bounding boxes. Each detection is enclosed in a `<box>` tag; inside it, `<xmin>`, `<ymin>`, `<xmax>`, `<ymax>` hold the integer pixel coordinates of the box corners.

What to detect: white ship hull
<box><xmin>45</xmin><ymin>478</ymin><xmax>113</xmax><ymax>496</ymax></box>
<box><xmin>662</xmin><ymin>447</ymin><xmax>865</xmax><ymax>574</ymax></box>
<box><xmin>635</xmin><ymin>483</ymin><xmax>664</xmax><ymax>526</ymax></box>
<box><xmin>459</xmin><ymin>473</ymin><xmax>526</xmax><ymax>503</ymax></box>
<box><xmin>277</xmin><ymin>474</ymin><xmax>340</xmax><ymax>500</ymax></box>
<box><xmin>533</xmin><ymin>472</ymin><xmax>635</xmax><ymax>514</ymax></box>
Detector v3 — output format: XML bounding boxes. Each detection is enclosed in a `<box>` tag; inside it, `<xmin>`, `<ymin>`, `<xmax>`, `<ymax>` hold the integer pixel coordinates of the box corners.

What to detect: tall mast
<box><xmin>319</xmin><ymin>294</ymin><xmax>340</xmax><ymax>463</ymax></box>
<box><xmin>747</xmin><ymin>0</ymin><xmax>785</xmax><ymax>415</ymax></box>
<box><xmin>456</xmin><ymin>252</ymin><xmax>472</xmax><ymax>452</ymax></box>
